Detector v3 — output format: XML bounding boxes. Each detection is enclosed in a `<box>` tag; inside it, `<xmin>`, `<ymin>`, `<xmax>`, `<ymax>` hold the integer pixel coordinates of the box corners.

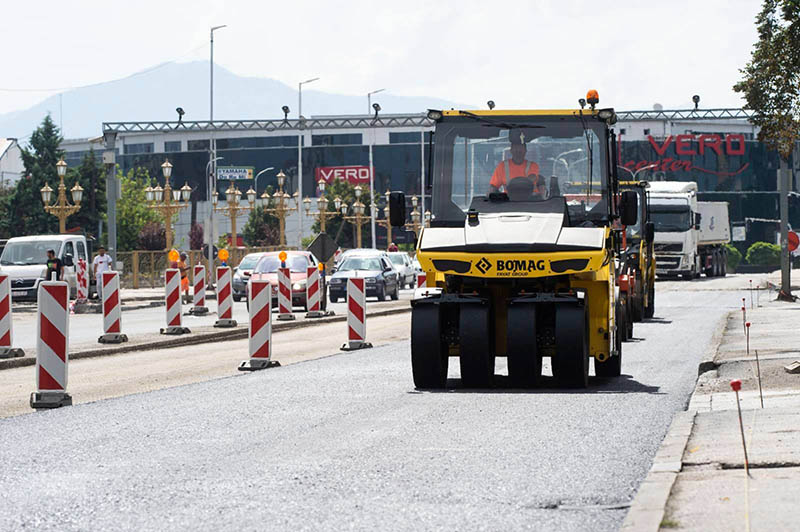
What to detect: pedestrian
<box><xmin>388</xmin><ymin>242</ymin><xmax>399</xmax><ymax>252</ymax></box>
<box><xmin>45</xmin><ymin>249</ymin><xmax>63</xmax><ymax>281</ymax></box>
<box><xmin>93</xmin><ymin>246</ymin><xmax>113</xmax><ymax>300</ymax></box>
<box><xmin>178</xmin><ymin>252</ymin><xmax>190</xmax><ymax>301</ymax></box>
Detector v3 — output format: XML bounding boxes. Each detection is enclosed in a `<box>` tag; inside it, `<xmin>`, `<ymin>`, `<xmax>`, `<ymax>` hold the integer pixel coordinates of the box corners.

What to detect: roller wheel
<box><xmin>626</xmin><ymin>296</ymin><xmax>634</xmax><ymax>339</ymax></box>
<box><xmin>644</xmin><ymin>285</ymin><xmax>655</xmax><ymax>319</ymax></box>
<box><xmin>459</xmin><ymin>304</ymin><xmax>493</xmax><ymax>388</ymax></box>
<box><xmin>553</xmin><ymin>303</ymin><xmax>589</xmax><ymax>388</ymax></box>
<box><xmin>411</xmin><ymin>304</ymin><xmax>448</xmax><ymax>389</ymax></box>
<box><xmin>617</xmin><ymin>300</ymin><xmax>629</xmax><ymax>342</ymax></box>
<box><xmin>631</xmin><ymin>273</ymin><xmax>644</xmax><ymax>322</ymax></box>
<box><xmin>596</xmin><ymin>318</ymin><xmax>622</xmax><ymax>378</ymax></box>
<box><xmin>507</xmin><ymin>303</ymin><xmax>541</xmax><ymax>387</ymax></box>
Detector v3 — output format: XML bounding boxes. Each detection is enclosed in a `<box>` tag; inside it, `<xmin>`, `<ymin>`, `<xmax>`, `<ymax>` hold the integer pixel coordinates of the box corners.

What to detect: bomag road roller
<box><xmin>618</xmin><ymin>180</ymin><xmax>656</xmax><ymax>330</ymax></box>
<box><xmin>389</xmin><ymin>92</ymin><xmax>639</xmax><ymax>389</ymax></box>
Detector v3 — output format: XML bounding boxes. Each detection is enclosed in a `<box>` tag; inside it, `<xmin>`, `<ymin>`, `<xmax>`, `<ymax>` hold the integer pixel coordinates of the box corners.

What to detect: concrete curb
<box><xmin>0</xmin><ymin>305</ymin><xmax>411</xmax><ymax>371</ymax></box>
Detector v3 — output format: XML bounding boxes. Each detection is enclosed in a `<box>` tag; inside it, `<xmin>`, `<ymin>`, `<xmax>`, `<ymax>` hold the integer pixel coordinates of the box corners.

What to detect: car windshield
<box><xmin>0</xmin><ymin>241</ymin><xmax>62</xmax><ymax>265</ymax></box>
<box><xmin>255</xmin><ymin>255</ymin><xmax>308</xmax><ymax>273</ymax></box>
<box><xmin>388</xmin><ymin>254</ymin><xmax>406</xmax><ymax>266</ymax></box>
<box><xmin>237</xmin><ymin>255</ymin><xmax>262</xmax><ymax>270</ymax></box>
<box><xmin>339</xmin><ymin>257</ymin><xmax>383</xmax><ymax>271</ymax></box>
<box><xmin>651</xmin><ymin>204</ymin><xmax>691</xmax><ymax>232</ymax></box>
<box><xmin>430</xmin><ymin>114</ymin><xmax>610</xmax><ymax>226</ymax></box>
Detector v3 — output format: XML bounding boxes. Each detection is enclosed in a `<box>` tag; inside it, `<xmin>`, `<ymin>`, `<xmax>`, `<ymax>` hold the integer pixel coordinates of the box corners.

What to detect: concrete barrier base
<box><xmin>340</xmin><ymin>341</ymin><xmax>373</xmax><ymax>351</ymax></box>
<box><xmin>276</xmin><ymin>314</ymin><xmax>296</xmax><ymax>321</ymax></box>
<box><xmin>213</xmin><ymin>319</ymin><xmax>237</xmax><ymax>328</ymax></box>
<box><xmin>238</xmin><ymin>359</ymin><xmax>281</xmax><ymax>372</ymax></box>
<box><xmin>98</xmin><ymin>333</ymin><xmax>128</xmax><ymax>344</ymax></box>
<box><xmin>30</xmin><ymin>391</ymin><xmax>73</xmax><ymax>409</ymax></box>
<box><xmin>160</xmin><ymin>326</ymin><xmax>191</xmax><ymax>335</ymax></box>
<box><xmin>0</xmin><ymin>347</ymin><xmax>24</xmax><ymax>359</ymax></box>
<box><xmin>188</xmin><ymin>306</ymin><xmax>209</xmax><ymax>316</ymax></box>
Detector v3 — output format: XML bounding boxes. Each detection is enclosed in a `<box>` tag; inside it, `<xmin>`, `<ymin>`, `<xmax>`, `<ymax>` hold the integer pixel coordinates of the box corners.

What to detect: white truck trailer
<box><xmin>648</xmin><ymin>181</ymin><xmax>731</xmax><ymax>279</ymax></box>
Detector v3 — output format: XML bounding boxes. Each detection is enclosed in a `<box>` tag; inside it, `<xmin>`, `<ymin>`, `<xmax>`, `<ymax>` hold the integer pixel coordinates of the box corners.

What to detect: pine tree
<box><xmin>67</xmin><ymin>150</ymin><xmax>107</xmax><ymax>240</ymax></box>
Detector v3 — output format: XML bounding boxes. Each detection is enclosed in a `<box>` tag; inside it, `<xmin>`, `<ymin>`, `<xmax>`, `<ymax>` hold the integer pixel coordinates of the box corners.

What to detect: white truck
<box><xmin>648</xmin><ymin>181</ymin><xmax>731</xmax><ymax>279</ymax></box>
<box><xmin>0</xmin><ymin>234</ymin><xmax>94</xmax><ymax>301</ymax></box>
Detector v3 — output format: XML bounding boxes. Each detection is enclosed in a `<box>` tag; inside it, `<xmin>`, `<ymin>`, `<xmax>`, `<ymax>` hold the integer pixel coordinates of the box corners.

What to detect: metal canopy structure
<box><xmin>615</xmin><ymin>108</ymin><xmax>756</xmax><ymax>122</ymax></box>
<box><xmin>102</xmin><ymin>114</ymin><xmax>433</xmax><ymax>133</ymax></box>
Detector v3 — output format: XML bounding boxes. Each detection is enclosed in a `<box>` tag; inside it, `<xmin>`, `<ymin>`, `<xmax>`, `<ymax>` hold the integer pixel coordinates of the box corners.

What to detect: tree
<box><xmin>734</xmin><ymin>0</ymin><xmax>800</xmax><ymax>298</ymax></box>
<box><xmin>67</xmin><ymin>150</ymin><xmax>106</xmax><ymax>241</ymax></box>
<box><xmin>242</xmin><ymin>204</ymin><xmax>280</xmax><ymax>247</ymax></box>
<box><xmin>189</xmin><ymin>222</ymin><xmax>204</xmax><ymax>250</ymax></box>
<box><xmin>9</xmin><ymin>115</ymin><xmax>63</xmax><ymax>236</ymax></box>
<box><xmin>138</xmin><ymin>221</ymin><xmax>166</xmax><ymax>250</ymax></box>
<box><xmin>116</xmin><ymin>167</ymin><xmax>162</xmax><ymax>251</ymax></box>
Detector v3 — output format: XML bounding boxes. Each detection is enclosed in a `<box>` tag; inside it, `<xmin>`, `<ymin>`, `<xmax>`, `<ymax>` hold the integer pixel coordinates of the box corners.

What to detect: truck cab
<box><xmin>648</xmin><ymin>181</ymin><xmax>701</xmax><ymax>278</ymax></box>
<box><xmin>0</xmin><ymin>234</ymin><xmax>92</xmax><ymax>301</ymax></box>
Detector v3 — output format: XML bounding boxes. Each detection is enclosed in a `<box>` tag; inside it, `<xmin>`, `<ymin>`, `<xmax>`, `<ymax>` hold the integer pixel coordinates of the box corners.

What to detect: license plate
<box><xmin>12</xmin><ymin>290</ymin><xmax>26</xmax><ymax>297</ymax></box>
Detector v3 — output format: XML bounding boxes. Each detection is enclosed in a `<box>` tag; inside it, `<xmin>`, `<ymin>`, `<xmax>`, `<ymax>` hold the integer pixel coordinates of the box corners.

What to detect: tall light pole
<box><xmin>213</xmin><ymin>184</ymin><xmax>256</xmax><ymax>256</ymax></box>
<box><xmin>145</xmin><ymin>160</ymin><xmax>192</xmax><ymax>251</ymax></box>
<box><xmin>254</xmin><ymin>166</ymin><xmax>275</xmax><ymax>196</ymax></box>
<box><xmin>297</xmin><ymin>77</ymin><xmax>319</xmax><ymax>248</ymax></box>
<box><xmin>367</xmin><ymin>88</ymin><xmax>385</xmax><ymax>115</ymax></box>
<box><xmin>40</xmin><ymin>158</ymin><xmax>83</xmax><ymax>234</ymax></box>
<box><xmin>369</xmin><ymin>102</ymin><xmax>381</xmax><ymax>248</ymax></box>
<box><xmin>341</xmin><ymin>185</ymin><xmax>369</xmax><ymax>248</ymax></box>
<box><xmin>209</xmin><ymin>24</ymin><xmax>226</xmax><ymax>275</ymax></box>
<box><xmin>263</xmin><ymin>171</ymin><xmax>299</xmax><ymax>247</ymax></box>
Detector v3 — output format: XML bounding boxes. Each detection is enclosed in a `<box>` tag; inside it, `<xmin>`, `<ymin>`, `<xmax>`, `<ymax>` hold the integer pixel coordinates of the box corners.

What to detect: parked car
<box><xmin>328</xmin><ymin>254</ymin><xmax>399</xmax><ymax>302</ymax></box>
<box><xmin>248</xmin><ymin>251</ymin><xmax>319</xmax><ymax>310</ymax></box>
<box><xmin>232</xmin><ymin>252</ymin><xmax>266</xmax><ymax>302</ymax></box>
<box><xmin>334</xmin><ymin>248</ymin><xmax>383</xmax><ymax>268</ymax></box>
<box><xmin>387</xmin><ymin>251</ymin><xmax>415</xmax><ymax>288</ymax></box>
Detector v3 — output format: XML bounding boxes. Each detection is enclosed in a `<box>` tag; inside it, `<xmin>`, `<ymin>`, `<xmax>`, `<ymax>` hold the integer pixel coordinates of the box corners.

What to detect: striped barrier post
<box><xmin>161</xmin><ymin>268</ymin><xmax>189</xmax><ymax>335</ymax></box>
<box><xmin>76</xmin><ymin>259</ymin><xmax>88</xmax><ymax>301</ymax></box>
<box><xmin>239</xmin><ymin>280</ymin><xmax>280</xmax><ymax>371</ymax></box>
<box><xmin>417</xmin><ymin>272</ymin><xmax>427</xmax><ymax>288</ymax></box>
<box><xmin>0</xmin><ymin>274</ymin><xmax>24</xmax><ymax>359</ymax></box>
<box><xmin>189</xmin><ymin>265</ymin><xmax>209</xmax><ymax>315</ymax></box>
<box><xmin>30</xmin><ymin>280</ymin><xmax>72</xmax><ymax>409</ymax></box>
<box><xmin>276</xmin><ymin>266</ymin><xmax>295</xmax><ymax>321</ymax></box>
<box><xmin>98</xmin><ymin>271</ymin><xmax>127</xmax><ymax>344</ymax></box>
<box><xmin>305</xmin><ymin>265</ymin><xmax>324</xmax><ymax>318</ymax></box>
<box><xmin>214</xmin><ymin>266</ymin><xmax>237</xmax><ymax>327</ymax></box>
<box><xmin>341</xmin><ymin>277</ymin><xmax>372</xmax><ymax>351</ymax></box>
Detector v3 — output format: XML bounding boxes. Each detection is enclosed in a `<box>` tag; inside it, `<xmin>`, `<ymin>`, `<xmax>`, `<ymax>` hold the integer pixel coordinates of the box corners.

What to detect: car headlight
<box><xmin>292</xmin><ymin>281</ymin><xmax>306</xmax><ymax>290</ymax></box>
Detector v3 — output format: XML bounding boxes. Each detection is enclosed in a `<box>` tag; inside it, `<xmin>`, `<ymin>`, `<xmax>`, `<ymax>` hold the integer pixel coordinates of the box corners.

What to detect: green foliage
<box><xmin>745</xmin><ymin>241</ymin><xmax>781</xmax><ymax>265</ymax></box>
<box><xmin>725</xmin><ymin>243</ymin><xmax>742</xmax><ymax>271</ymax></box>
<box><xmin>8</xmin><ymin>115</ymin><xmax>63</xmax><ymax>236</ymax></box>
<box><xmin>301</xmin><ymin>235</ymin><xmax>316</xmax><ymax>248</ymax></box>
<box><xmin>311</xmin><ymin>180</ymin><xmax>379</xmax><ymax>248</ymax></box>
<box><xmin>733</xmin><ymin>0</ymin><xmax>800</xmax><ymax>160</ymax></box>
<box><xmin>138</xmin><ymin>221</ymin><xmax>166</xmax><ymax>250</ymax></box>
<box><xmin>116</xmin><ymin>167</ymin><xmax>162</xmax><ymax>251</ymax></box>
<box><xmin>68</xmin><ymin>150</ymin><xmax>107</xmax><ymax>241</ymax></box>
<box><xmin>242</xmin><ymin>204</ymin><xmax>280</xmax><ymax>247</ymax></box>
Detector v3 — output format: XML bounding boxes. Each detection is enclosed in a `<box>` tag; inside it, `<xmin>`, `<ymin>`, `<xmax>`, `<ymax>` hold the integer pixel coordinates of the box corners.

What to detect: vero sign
<box><xmin>315</xmin><ymin>166</ymin><xmax>372</xmax><ymax>185</ymax></box>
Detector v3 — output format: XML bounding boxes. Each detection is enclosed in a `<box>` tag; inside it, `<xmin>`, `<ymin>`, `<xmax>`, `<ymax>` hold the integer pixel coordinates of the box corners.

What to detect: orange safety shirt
<box><xmin>489</xmin><ymin>159</ymin><xmax>543</xmax><ymax>191</ymax></box>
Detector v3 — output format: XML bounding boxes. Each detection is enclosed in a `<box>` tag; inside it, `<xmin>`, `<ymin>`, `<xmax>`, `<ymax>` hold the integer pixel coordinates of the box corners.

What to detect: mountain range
<box><xmin>0</xmin><ymin>61</ymin><xmax>469</xmax><ymax>140</ymax></box>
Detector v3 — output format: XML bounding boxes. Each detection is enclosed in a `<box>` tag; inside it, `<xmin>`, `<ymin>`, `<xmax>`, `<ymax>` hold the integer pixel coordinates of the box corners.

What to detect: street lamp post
<box><xmin>617</xmin><ymin>163</ymin><xmax>658</xmax><ymax>181</ymax></box>
<box><xmin>341</xmin><ymin>185</ymin><xmax>369</xmax><ymax>248</ymax></box>
<box><xmin>368</xmin><ymin>101</ymin><xmax>382</xmax><ymax>248</ymax></box>
<box><xmin>213</xmin><ymin>183</ymin><xmax>256</xmax><ymax>256</ymax></box>
<box><xmin>263</xmin><ymin>170</ymin><xmax>299</xmax><ymax>247</ymax></box>
<box><xmin>254</xmin><ymin>166</ymin><xmax>275</xmax><ymax>196</ymax></box>
<box><xmin>404</xmin><ymin>195</ymin><xmax>423</xmax><ymax>236</ymax></box>
<box><xmin>144</xmin><ymin>159</ymin><xmax>191</xmax><ymax>250</ymax></box>
<box><xmin>297</xmin><ymin>77</ymin><xmax>320</xmax><ymax>247</ymax></box>
<box><xmin>41</xmin><ymin>158</ymin><xmax>83</xmax><ymax>234</ymax></box>
<box><xmin>375</xmin><ymin>190</ymin><xmax>393</xmax><ymax>249</ymax></box>
<box><xmin>367</xmin><ymin>88</ymin><xmax>385</xmax><ymax>115</ymax></box>
<box><xmin>303</xmin><ymin>178</ymin><xmax>341</xmax><ymax>233</ymax></box>
<box><xmin>209</xmin><ymin>25</ymin><xmax>225</xmax><ymax>278</ymax></box>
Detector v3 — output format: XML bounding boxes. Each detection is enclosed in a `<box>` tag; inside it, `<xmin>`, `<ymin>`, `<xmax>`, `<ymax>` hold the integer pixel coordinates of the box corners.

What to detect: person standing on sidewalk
<box><xmin>93</xmin><ymin>246</ymin><xmax>112</xmax><ymax>300</ymax></box>
<box><xmin>178</xmin><ymin>252</ymin><xmax>190</xmax><ymax>302</ymax></box>
<box><xmin>45</xmin><ymin>249</ymin><xmax>63</xmax><ymax>281</ymax></box>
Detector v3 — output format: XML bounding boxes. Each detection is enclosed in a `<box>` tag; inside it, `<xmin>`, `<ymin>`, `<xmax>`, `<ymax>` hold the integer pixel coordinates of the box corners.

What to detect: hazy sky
<box><xmin>0</xmin><ymin>0</ymin><xmax>761</xmax><ymax>116</ymax></box>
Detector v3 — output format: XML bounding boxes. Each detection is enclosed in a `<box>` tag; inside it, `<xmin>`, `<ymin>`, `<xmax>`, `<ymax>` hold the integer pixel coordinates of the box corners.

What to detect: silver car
<box><xmin>387</xmin><ymin>251</ymin><xmax>415</xmax><ymax>288</ymax></box>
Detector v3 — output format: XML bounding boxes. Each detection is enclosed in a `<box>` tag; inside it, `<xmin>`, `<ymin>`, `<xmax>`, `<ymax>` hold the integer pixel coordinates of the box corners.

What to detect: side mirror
<box><xmin>389</xmin><ymin>191</ymin><xmax>406</xmax><ymax>227</ymax></box>
<box><xmin>619</xmin><ymin>190</ymin><xmax>638</xmax><ymax>227</ymax></box>
<box><xmin>63</xmin><ymin>254</ymin><xmax>74</xmax><ymax>267</ymax></box>
<box><xmin>694</xmin><ymin>212</ymin><xmax>702</xmax><ymax>230</ymax></box>
<box><xmin>645</xmin><ymin>221</ymin><xmax>655</xmax><ymax>243</ymax></box>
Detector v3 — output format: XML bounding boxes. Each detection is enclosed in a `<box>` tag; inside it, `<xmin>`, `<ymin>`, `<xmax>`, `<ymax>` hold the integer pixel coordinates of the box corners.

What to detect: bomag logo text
<box><xmin>496</xmin><ymin>259</ymin><xmax>547</xmax><ymax>276</ymax></box>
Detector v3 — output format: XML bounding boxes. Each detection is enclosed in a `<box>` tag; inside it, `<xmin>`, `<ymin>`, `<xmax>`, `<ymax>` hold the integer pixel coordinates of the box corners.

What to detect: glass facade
<box><xmin>311</xmin><ymin>134</ymin><xmax>362</xmax><ymax>146</ymax></box>
<box><xmin>123</xmin><ymin>142</ymin><xmax>154</xmax><ymax>155</ymax></box>
<box><xmin>164</xmin><ymin>141</ymin><xmax>181</xmax><ymax>152</ymax></box>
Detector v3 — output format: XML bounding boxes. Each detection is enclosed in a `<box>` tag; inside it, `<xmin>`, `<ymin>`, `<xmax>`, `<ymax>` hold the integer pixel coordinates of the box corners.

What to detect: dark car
<box><xmin>248</xmin><ymin>251</ymin><xmax>318</xmax><ymax>310</ymax></box>
<box><xmin>232</xmin><ymin>252</ymin><xmax>266</xmax><ymax>302</ymax></box>
<box><xmin>328</xmin><ymin>254</ymin><xmax>399</xmax><ymax>302</ymax></box>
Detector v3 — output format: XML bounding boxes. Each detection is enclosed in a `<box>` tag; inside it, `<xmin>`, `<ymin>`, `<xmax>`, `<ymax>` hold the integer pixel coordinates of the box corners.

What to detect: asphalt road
<box><xmin>7</xmin><ymin>289</ymin><xmax>414</xmax><ymax>353</ymax></box>
<box><xmin>0</xmin><ymin>286</ymin><xmax>738</xmax><ymax>531</ymax></box>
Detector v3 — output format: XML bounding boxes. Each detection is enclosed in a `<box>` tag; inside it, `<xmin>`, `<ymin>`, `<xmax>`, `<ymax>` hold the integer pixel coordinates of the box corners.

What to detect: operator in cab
<box><xmin>488</xmin><ymin>129</ymin><xmax>546</xmax><ymax>199</ymax></box>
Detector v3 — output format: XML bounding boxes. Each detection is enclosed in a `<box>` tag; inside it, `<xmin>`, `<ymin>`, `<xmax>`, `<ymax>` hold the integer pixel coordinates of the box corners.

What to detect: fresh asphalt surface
<box><xmin>0</xmin><ymin>288</ymin><xmax>735</xmax><ymax>531</ymax></box>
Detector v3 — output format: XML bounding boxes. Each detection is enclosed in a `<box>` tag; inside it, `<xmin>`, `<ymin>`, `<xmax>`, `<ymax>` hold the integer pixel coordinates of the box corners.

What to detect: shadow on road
<box><xmin>644</xmin><ymin>317</ymin><xmax>672</xmax><ymax>324</ymax></box>
<box><xmin>410</xmin><ymin>374</ymin><xmax>662</xmax><ymax>395</ymax></box>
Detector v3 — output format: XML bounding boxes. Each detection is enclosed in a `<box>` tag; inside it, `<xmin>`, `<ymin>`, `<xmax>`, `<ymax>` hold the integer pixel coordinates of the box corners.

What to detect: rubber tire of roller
<box><xmin>507</xmin><ymin>303</ymin><xmax>541</xmax><ymax>388</ymax></box>
<box><xmin>553</xmin><ymin>303</ymin><xmax>589</xmax><ymax>388</ymax></box>
<box><xmin>411</xmin><ymin>304</ymin><xmax>448</xmax><ymax>389</ymax></box>
<box><xmin>459</xmin><ymin>304</ymin><xmax>493</xmax><ymax>388</ymax></box>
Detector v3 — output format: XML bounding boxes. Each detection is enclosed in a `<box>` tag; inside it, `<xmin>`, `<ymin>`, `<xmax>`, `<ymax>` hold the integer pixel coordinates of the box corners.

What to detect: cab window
<box><xmin>63</xmin><ymin>241</ymin><xmax>75</xmax><ymax>260</ymax></box>
<box><xmin>76</xmin><ymin>241</ymin><xmax>87</xmax><ymax>260</ymax></box>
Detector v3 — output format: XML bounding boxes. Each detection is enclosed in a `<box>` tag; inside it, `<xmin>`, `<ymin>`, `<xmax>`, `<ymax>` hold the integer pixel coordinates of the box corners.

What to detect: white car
<box><xmin>388</xmin><ymin>252</ymin><xmax>415</xmax><ymax>288</ymax></box>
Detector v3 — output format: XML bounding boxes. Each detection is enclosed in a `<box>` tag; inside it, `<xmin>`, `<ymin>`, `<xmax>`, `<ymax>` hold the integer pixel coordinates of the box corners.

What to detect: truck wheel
<box><xmin>507</xmin><ymin>303</ymin><xmax>540</xmax><ymax>387</ymax></box>
<box><xmin>553</xmin><ymin>303</ymin><xmax>589</xmax><ymax>388</ymax></box>
<box><xmin>459</xmin><ymin>304</ymin><xmax>493</xmax><ymax>388</ymax></box>
<box><xmin>411</xmin><ymin>304</ymin><xmax>448</xmax><ymax>389</ymax></box>
<box><xmin>644</xmin><ymin>285</ymin><xmax>655</xmax><ymax>319</ymax></box>
<box><xmin>631</xmin><ymin>272</ymin><xmax>644</xmax><ymax>322</ymax></box>
<box><xmin>616</xmin><ymin>300</ymin><xmax>628</xmax><ymax>342</ymax></box>
<box><xmin>626</xmin><ymin>296</ymin><xmax>634</xmax><ymax>339</ymax></box>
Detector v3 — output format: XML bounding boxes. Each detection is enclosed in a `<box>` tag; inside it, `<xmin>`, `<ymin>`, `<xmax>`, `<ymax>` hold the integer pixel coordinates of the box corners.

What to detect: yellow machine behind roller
<box><xmin>389</xmin><ymin>92</ymin><xmax>639</xmax><ymax>388</ymax></box>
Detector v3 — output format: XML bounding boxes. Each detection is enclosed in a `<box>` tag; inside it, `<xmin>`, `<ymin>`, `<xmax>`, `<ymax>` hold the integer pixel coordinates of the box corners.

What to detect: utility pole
<box><xmin>208</xmin><ymin>25</ymin><xmax>226</xmax><ymax>276</ymax></box>
<box><xmin>779</xmin><ymin>159</ymin><xmax>791</xmax><ymax>298</ymax></box>
<box><xmin>103</xmin><ymin>131</ymin><xmax>118</xmax><ymax>265</ymax></box>
<box><xmin>298</xmin><ymin>77</ymin><xmax>319</xmax><ymax>247</ymax></box>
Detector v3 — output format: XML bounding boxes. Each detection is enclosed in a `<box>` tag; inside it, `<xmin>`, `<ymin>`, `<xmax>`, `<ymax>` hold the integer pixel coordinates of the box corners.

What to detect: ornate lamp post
<box><xmin>404</xmin><ymin>195</ymin><xmax>423</xmax><ymax>235</ymax></box>
<box><xmin>303</xmin><ymin>178</ymin><xmax>341</xmax><ymax>233</ymax></box>
<box><xmin>375</xmin><ymin>189</ymin><xmax>393</xmax><ymax>248</ymax></box>
<box><xmin>144</xmin><ymin>159</ymin><xmax>191</xmax><ymax>250</ymax></box>
<box><xmin>40</xmin><ymin>157</ymin><xmax>83</xmax><ymax>234</ymax></box>
<box><xmin>341</xmin><ymin>185</ymin><xmax>370</xmax><ymax>248</ymax></box>
<box><xmin>263</xmin><ymin>170</ymin><xmax>299</xmax><ymax>247</ymax></box>
<box><xmin>213</xmin><ymin>182</ymin><xmax>256</xmax><ymax>252</ymax></box>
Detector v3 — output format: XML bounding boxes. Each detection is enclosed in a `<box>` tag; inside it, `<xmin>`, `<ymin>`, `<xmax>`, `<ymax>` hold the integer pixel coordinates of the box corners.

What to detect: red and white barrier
<box><xmin>189</xmin><ymin>264</ymin><xmax>209</xmax><ymax>315</ymax></box>
<box><xmin>341</xmin><ymin>277</ymin><xmax>371</xmax><ymax>351</ymax></box>
<box><xmin>416</xmin><ymin>272</ymin><xmax>426</xmax><ymax>288</ymax></box>
<box><xmin>276</xmin><ymin>266</ymin><xmax>295</xmax><ymax>321</ymax></box>
<box><xmin>76</xmin><ymin>258</ymin><xmax>88</xmax><ymax>301</ymax></box>
<box><xmin>0</xmin><ymin>274</ymin><xmax>24</xmax><ymax>358</ymax></box>
<box><xmin>239</xmin><ymin>280</ymin><xmax>280</xmax><ymax>371</ymax></box>
<box><xmin>30</xmin><ymin>280</ymin><xmax>72</xmax><ymax>409</ymax></box>
<box><xmin>98</xmin><ymin>271</ymin><xmax>127</xmax><ymax>343</ymax></box>
<box><xmin>161</xmin><ymin>268</ymin><xmax>189</xmax><ymax>335</ymax></box>
<box><xmin>305</xmin><ymin>266</ymin><xmax>324</xmax><ymax>318</ymax></box>
<box><xmin>214</xmin><ymin>266</ymin><xmax>237</xmax><ymax>327</ymax></box>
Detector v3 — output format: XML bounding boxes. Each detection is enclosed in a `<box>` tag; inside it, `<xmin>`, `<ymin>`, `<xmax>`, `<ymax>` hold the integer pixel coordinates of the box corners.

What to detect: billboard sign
<box><xmin>315</xmin><ymin>165</ymin><xmax>372</xmax><ymax>185</ymax></box>
<box><xmin>217</xmin><ymin>166</ymin><xmax>254</xmax><ymax>181</ymax></box>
